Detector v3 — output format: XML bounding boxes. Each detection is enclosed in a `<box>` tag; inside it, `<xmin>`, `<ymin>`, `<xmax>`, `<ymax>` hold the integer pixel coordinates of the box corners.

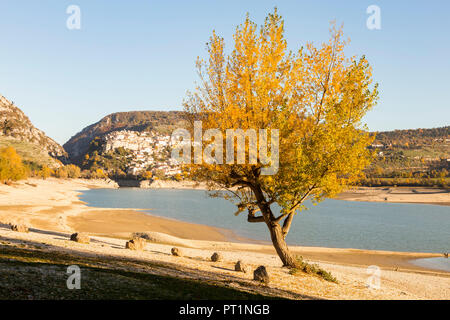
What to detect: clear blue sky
<box><xmin>1</xmin><ymin>0</ymin><xmax>449</xmax><ymax>144</ymax></box>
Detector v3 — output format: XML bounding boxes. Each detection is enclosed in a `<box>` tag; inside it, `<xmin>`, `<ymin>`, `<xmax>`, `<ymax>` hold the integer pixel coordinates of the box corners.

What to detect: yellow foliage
<box><xmin>39</xmin><ymin>165</ymin><xmax>53</xmax><ymax>179</ymax></box>
<box><xmin>142</xmin><ymin>171</ymin><xmax>153</xmax><ymax>180</ymax></box>
<box><xmin>184</xmin><ymin>9</ymin><xmax>378</xmax><ymax>215</ymax></box>
<box><xmin>0</xmin><ymin>146</ymin><xmax>28</xmax><ymax>183</ymax></box>
<box><xmin>65</xmin><ymin>164</ymin><xmax>81</xmax><ymax>179</ymax></box>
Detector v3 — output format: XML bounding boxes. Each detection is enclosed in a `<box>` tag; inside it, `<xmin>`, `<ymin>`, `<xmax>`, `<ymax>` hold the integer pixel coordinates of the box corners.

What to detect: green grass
<box><xmin>0</xmin><ymin>245</ymin><xmax>277</xmax><ymax>300</ymax></box>
<box><xmin>289</xmin><ymin>256</ymin><xmax>337</xmax><ymax>283</ymax></box>
<box><xmin>0</xmin><ymin>136</ymin><xmax>58</xmax><ymax>168</ymax></box>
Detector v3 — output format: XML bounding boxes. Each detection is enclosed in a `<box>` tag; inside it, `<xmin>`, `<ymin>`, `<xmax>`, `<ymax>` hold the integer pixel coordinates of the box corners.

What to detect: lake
<box><xmin>79</xmin><ymin>188</ymin><xmax>450</xmax><ymax>254</ymax></box>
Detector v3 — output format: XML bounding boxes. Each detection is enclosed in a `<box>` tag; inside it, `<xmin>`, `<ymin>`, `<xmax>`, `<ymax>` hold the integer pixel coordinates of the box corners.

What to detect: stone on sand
<box><xmin>211</xmin><ymin>252</ymin><xmax>222</xmax><ymax>262</ymax></box>
<box><xmin>253</xmin><ymin>266</ymin><xmax>270</xmax><ymax>284</ymax></box>
<box><xmin>11</xmin><ymin>224</ymin><xmax>29</xmax><ymax>233</ymax></box>
<box><xmin>70</xmin><ymin>232</ymin><xmax>90</xmax><ymax>244</ymax></box>
<box><xmin>125</xmin><ymin>237</ymin><xmax>146</xmax><ymax>251</ymax></box>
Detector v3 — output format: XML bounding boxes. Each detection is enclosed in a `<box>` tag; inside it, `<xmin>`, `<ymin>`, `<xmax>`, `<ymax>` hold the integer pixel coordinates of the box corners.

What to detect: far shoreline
<box><xmin>114</xmin><ymin>179</ymin><xmax>450</xmax><ymax>207</ymax></box>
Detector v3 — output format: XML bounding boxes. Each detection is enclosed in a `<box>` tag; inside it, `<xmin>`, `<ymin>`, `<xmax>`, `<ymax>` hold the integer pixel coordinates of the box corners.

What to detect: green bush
<box><xmin>289</xmin><ymin>256</ymin><xmax>337</xmax><ymax>283</ymax></box>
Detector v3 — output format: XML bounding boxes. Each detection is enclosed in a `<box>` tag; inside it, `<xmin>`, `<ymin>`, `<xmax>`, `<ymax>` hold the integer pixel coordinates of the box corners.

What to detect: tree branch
<box><xmin>247</xmin><ymin>207</ymin><xmax>265</xmax><ymax>223</ymax></box>
<box><xmin>282</xmin><ymin>212</ymin><xmax>294</xmax><ymax>238</ymax></box>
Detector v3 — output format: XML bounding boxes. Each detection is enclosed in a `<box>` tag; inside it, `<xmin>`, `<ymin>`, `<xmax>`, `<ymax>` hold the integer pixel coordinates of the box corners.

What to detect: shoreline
<box><xmin>0</xmin><ymin>177</ymin><xmax>449</xmax><ymax>299</ymax></box>
<box><xmin>335</xmin><ymin>186</ymin><xmax>450</xmax><ymax>206</ymax></box>
<box><xmin>0</xmin><ymin>178</ymin><xmax>447</xmax><ymax>268</ymax></box>
<box><xmin>123</xmin><ymin>179</ymin><xmax>450</xmax><ymax>206</ymax></box>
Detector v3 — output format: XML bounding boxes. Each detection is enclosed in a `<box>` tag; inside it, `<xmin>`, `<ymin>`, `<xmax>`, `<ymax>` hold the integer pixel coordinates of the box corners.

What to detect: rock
<box><xmin>171</xmin><ymin>247</ymin><xmax>182</xmax><ymax>256</ymax></box>
<box><xmin>125</xmin><ymin>237</ymin><xmax>146</xmax><ymax>251</ymax></box>
<box><xmin>253</xmin><ymin>266</ymin><xmax>270</xmax><ymax>284</ymax></box>
<box><xmin>70</xmin><ymin>232</ymin><xmax>90</xmax><ymax>244</ymax></box>
<box><xmin>11</xmin><ymin>224</ymin><xmax>29</xmax><ymax>233</ymax></box>
<box><xmin>234</xmin><ymin>260</ymin><xmax>249</xmax><ymax>273</ymax></box>
<box><xmin>211</xmin><ymin>252</ymin><xmax>222</xmax><ymax>262</ymax></box>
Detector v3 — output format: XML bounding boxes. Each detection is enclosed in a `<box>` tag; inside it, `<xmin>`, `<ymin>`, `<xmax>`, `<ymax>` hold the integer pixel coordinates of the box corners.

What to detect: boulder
<box><xmin>11</xmin><ymin>224</ymin><xmax>29</xmax><ymax>233</ymax></box>
<box><xmin>171</xmin><ymin>247</ymin><xmax>182</xmax><ymax>256</ymax></box>
<box><xmin>70</xmin><ymin>232</ymin><xmax>90</xmax><ymax>244</ymax></box>
<box><xmin>253</xmin><ymin>266</ymin><xmax>270</xmax><ymax>284</ymax></box>
<box><xmin>234</xmin><ymin>260</ymin><xmax>249</xmax><ymax>273</ymax></box>
<box><xmin>211</xmin><ymin>252</ymin><xmax>222</xmax><ymax>262</ymax></box>
<box><xmin>125</xmin><ymin>237</ymin><xmax>146</xmax><ymax>251</ymax></box>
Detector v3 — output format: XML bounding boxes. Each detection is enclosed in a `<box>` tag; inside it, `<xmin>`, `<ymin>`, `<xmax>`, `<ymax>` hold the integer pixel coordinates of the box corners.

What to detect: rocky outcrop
<box><xmin>234</xmin><ymin>260</ymin><xmax>249</xmax><ymax>273</ymax></box>
<box><xmin>253</xmin><ymin>266</ymin><xmax>270</xmax><ymax>284</ymax></box>
<box><xmin>0</xmin><ymin>94</ymin><xmax>67</xmax><ymax>161</ymax></box>
<box><xmin>211</xmin><ymin>252</ymin><xmax>222</xmax><ymax>262</ymax></box>
<box><xmin>171</xmin><ymin>247</ymin><xmax>182</xmax><ymax>256</ymax></box>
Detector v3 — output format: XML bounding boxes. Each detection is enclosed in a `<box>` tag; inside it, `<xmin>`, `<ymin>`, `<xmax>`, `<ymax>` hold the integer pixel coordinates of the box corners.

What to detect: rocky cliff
<box><xmin>0</xmin><ymin>94</ymin><xmax>67</xmax><ymax>163</ymax></box>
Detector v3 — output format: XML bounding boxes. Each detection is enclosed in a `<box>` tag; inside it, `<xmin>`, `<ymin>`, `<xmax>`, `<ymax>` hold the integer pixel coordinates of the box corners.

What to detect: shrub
<box><xmin>39</xmin><ymin>165</ymin><xmax>53</xmax><ymax>179</ymax></box>
<box><xmin>65</xmin><ymin>164</ymin><xmax>81</xmax><ymax>179</ymax></box>
<box><xmin>89</xmin><ymin>168</ymin><xmax>107</xmax><ymax>179</ymax></box>
<box><xmin>0</xmin><ymin>146</ymin><xmax>28</xmax><ymax>183</ymax></box>
<box><xmin>289</xmin><ymin>256</ymin><xmax>337</xmax><ymax>283</ymax></box>
<box><xmin>54</xmin><ymin>166</ymin><xmax>68</xmax><ymax>179</ymax></box>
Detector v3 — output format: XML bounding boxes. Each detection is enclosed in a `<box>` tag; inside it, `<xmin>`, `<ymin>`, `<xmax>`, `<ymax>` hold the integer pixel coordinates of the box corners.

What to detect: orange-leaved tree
<box><xmin>0</xmin><ymin>146</ymin><xmax>28</xmax><ymax>183</ymax></box>
<box><xmin>183</xmin><ymin>10</ymin><xmax>378</xmax><ymax>267</ymax></box>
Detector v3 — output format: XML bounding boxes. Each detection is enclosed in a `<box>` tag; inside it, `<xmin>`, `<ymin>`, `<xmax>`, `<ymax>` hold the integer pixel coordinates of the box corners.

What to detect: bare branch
<box><xmin>247</xmin><ymin>207</ymin><xmax>265</xmax><ymax>223</ymax></box>
<box><xmin>282</xmin><ymin>212</ymin><xmax>294</xmax><ymax>238</ymax></box>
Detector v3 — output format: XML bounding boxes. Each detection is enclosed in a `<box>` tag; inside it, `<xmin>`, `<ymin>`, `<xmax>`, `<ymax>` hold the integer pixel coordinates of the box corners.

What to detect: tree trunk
<box><xmin>266</xmin><ymin>221</ymin><xmax>297</xmax><ymax>268</ymax></box>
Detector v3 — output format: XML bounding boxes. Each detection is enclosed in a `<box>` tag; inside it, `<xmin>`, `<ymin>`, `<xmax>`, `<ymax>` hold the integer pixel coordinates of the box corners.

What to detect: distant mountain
<box><xmin>0</xmin><ymin>94</ymin><xmax>67</xmax><ymax>167</ymax></box>
<box><xmin>373</xmin><ymin>126</ymin><xmax>450</xmax><ymax>146</ymax></box>
<box><xmin>63</xmin><ymin>111</ymin><xmax>187</xmax><ymax>163</ymax></box>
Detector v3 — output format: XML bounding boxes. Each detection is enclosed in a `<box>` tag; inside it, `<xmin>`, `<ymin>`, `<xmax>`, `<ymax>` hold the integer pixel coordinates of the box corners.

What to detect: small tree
<box><xmin>0</xmin><ymin>146</ymin><xmax>28</xmax><ymax>183</ymax></box>
<box><xmin>183</xmin><ymin>10</ymin><xmax>378</xmax><ymax>267</ymax></box>
<box><xmin>55</xmin><ymin>166</ymin><xmax>69</xmax><ymax>179</ymax></box>
<box><xmin>39</xmin><ymin>165</ymin><xmax>53</xmax><ymax>179</ymax></box>
<box><xmin>65</xmin><ymin>164</ymin><xmax>81</xmax><ymax>179</ymax></box>
<box><xmin>142</xmin><ymin>170</ymin><xmax>153</xmax><ymax>180</ymax></box>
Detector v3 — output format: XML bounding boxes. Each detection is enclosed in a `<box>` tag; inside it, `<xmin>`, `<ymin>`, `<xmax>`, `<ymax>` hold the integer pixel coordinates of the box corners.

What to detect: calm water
<box><xmin>79</xmin><ymin>188</ymin><xmax>450</xmax><ymax>254</ymax></box>
<box><xmin>411</xmin><ymin>257</ymin><xmax>450</xmax><ymax>272</ymax></box>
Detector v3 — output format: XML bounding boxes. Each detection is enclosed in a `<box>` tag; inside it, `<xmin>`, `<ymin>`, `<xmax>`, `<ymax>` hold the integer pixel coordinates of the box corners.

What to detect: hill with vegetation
<box><xmin>0</xmin><ymin>94</ymin><xmax>67</xmax><ymax>168</ymax></box>
<box><xmin>63</xmin><ymin>111</ymin><xmax>187</xmax><ymax>163</ymax></box>
<box><xmin>363</xmin><ymin>126</ymin><xmax>449</xmax><ymax>187</ymax></box>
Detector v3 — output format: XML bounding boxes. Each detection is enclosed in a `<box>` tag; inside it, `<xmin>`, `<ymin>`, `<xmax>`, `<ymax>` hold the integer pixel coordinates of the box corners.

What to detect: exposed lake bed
<box><xmin>1</xmin><ymin>178</ymin><xmax>449</xmax><ymax>299</ymax></box>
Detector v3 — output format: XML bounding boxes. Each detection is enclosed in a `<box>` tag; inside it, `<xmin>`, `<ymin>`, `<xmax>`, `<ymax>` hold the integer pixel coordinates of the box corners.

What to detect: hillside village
<box><xmin>100</xmin><ymin>130</ymin><xmax>183</xmax><ymax>178</ymax></box>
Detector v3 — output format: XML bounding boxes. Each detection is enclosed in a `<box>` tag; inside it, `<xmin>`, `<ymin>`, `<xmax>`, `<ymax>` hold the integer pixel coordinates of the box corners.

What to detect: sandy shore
<box><xmin>336</xmin><ymin>186</ymin><xmax>450</xmax><ymax>206</ymax></box>
<box><xmin>135</xmin><ymin>179</ymin><xmax>450</xmax><ymax>206</ymax></box>
<box><xmin>0</xmin><ymin>178</ymin><xmax>449</xmax><ymax>299</ymax></box>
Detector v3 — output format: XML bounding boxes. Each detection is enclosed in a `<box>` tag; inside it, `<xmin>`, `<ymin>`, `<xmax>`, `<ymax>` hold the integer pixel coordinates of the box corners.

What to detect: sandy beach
<box><xmin>336</xmin><ymin>186</ymin><xmax>450</xmax><ymax>206</ymax></box>
<box><xmin>0</xmin><ymin>178</ymin><xmax>449</xmax><ymax>300</ymax></box>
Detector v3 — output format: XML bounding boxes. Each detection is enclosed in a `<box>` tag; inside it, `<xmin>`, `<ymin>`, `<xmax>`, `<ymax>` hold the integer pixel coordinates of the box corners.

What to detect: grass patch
<box><xmin>289</xmin><ymin>256</ymin><xmax>337</xmax><ymax>283</ymax></box>
<box><xmin>0</xmin><ymin>245</ymin><xmax>278</xmax><ymax>300</ymax></box>
<box><xmin>0</xmin><ymin>136</ymin><xmax>57</xmax><ymax>168</ymax></box>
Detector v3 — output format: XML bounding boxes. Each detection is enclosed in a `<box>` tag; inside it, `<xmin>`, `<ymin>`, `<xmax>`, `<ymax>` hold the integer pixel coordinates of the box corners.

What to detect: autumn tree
<box><xmin>65</xmin><ymin>164</ymin><xmax>81</xmax><ymax>179</ymax></box>
<box><xmin>183</xmin><ymin>10</ymin><xmax>378</xmax><ymax>267</ymax></box>
<box><xmin>0</xmin><ymin>146</ymin><xmax>28</xmax><ymax>183</ymax></box>
<box><xmin>38</xmin><ymin>165</ymin><xmax>53</xmax><ymax>179</ymax></box>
